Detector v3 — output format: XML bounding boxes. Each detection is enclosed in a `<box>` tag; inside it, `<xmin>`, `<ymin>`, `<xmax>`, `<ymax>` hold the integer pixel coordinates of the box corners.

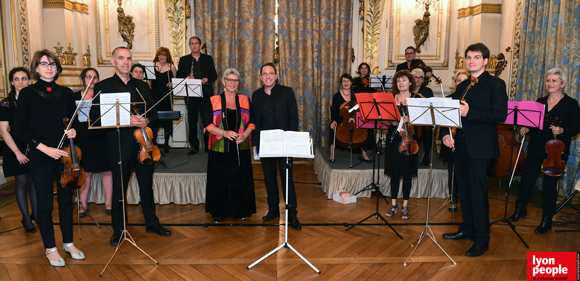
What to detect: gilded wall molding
<box><xmin>165</xmin><ymin>0</ymin><xmax>186</xmax><ymax>61</ymax></box>
<box><xmin>43</xmin><ymin>0</ymin><xmax>89</xmax><ymax>14</ymax></box>
<box><xmin>387</xmin><ymin>0</ymin><xmax>451</xmax><ymax>69</ymax></box>
<box><xmin>457</xmin><ymin>4</ymin><xmax>501</xmax><ymax>19</ymax></box>
<box><xmin>509</xmin><ymin>0</ymin><xmax>524</xmax><ymax>100</ymax></box>
<box><xmin>363</xmin><ymin>0</ymin><xmax>383</xmax><ymax>74</ymax></box>
<box><xmin>19</xmin><ymin>0</ymin><xmax>30</xmax><ymax>67</ymax></box>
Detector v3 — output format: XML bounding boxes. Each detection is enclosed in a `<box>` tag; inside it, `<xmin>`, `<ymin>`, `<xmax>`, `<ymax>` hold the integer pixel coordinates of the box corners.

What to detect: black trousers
<box><xmin>391</xmin><ymin>176</ymin><xmax>412</xmax><ymax>201</ymax></box>
<box><xmin>446</xmin><ymin>155</ymin><xmax>459</xmax><ymax>204</ymax></box>
<box><xmin>109</xmin><ymin>143</ymin><xmax>159</xmax><ymax>232</ymax></box>
<box><xmin>260</xmin><ymin>157</ymin><xmax>298</xmax><ymax>218</ymax></box>
<box><xmin>30</xmin><ymin>162</ymin><xmax>73</xmax><ymax>248</ymax></box>
<box><xmin>454</xmin><ymin>137</ymin><xmax>491</xmax><ymax>245</ymax></box>
<box><xmin>187</xmin><ymin>96</ymin><xmax>209</xmax><ymax>151</ymax></box>
<box><xmin>515</xmin><ymin>155</ymin><xmax>560</xmax><ymax>218</ymax></box>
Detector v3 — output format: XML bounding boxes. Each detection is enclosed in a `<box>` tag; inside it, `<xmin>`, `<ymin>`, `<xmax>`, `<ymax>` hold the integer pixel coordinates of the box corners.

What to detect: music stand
<box><xmin>172</xmin><ymin>78</ymin><xmax>202</xmax><ymax>154</ymax></box>
<box><xmin>403</xmin><ymin>97</ymin><xmax>462</xmax><ymax>266</ymax></box>
<box><xmin>369</xmin><ymin>75</ymin><xmax>392</xmax><ymax>92</ymax></box>
<box><xmin>555</xmin><ymin>178</ymin><xmax>580</xmax><ymax>233</ymax></box>
<box><xmin>140</xmin><ymin>61</ymin><xmax>156</xmax><ymax>80</ymax></box>
<box><xmin>490</xmin><ymin>101</ymin><xmax>544</xmax><ymax>249</ymax></box>
<box><xmin>344</xmin><ymin>92</ymin><xmax>402</xmax><ymax>239</ymax></box>
<box><xmin>88</xmin><ymin>93</ymin><xmax>159</xmax><ymax>276</ymax></box>
<box><xmin>248</xmin><ymin>130</ymin><xmax>319</xmax><ymax>273</ymax></box>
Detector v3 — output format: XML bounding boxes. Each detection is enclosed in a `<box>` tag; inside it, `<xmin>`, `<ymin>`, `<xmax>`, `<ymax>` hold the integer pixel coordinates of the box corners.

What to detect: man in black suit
<box><xmin>251</xmin><ymin>62</ymin><xmax>302</xmax><ymax>230</ymax></box>
<box><xmin>396</xmin><ymin>46</ymin><xmax>416</xmax><ymax>72</ymax></box>
<box><xmin>176</xmin><ymin>36</ymin><xmax>218</xmax><ymax>154</ymax></box>
<box><xmin>90</xmin><ymin>47</ymin><xmax>172</xmax><ymax>246</ymax></box>
<box><xmin>440</xmin><ymin>43</ymin><xmax>507</xmax><ymax>257</ymax></box>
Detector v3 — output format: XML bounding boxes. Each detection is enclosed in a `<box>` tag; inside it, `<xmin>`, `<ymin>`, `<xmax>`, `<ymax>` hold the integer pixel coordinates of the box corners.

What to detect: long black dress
<box><xmin>73</xmin><ymin>91</ymin><xmax>110</xmax><ymax>172</ymax></box>
<box><xmin>205</xmin><ymin>109</ymin><xmax>256</xmax><ymax>219</ymax></box>
<box><xmin>0</xmin><ymin>98</ymin><xmax>30</xmax><ymax>176</ymax></box>
<box><xmin>151</xmin><ymin>69</ymin><xmax>173</xmax><ymax>145</ymax></box>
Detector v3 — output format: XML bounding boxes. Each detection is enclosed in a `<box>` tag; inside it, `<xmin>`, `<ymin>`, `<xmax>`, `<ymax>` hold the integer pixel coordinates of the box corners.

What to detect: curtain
<box><xmin>193</xmin><ymin>0</ymin><xmax>276</xmax><ymax>97</ymax></box>
<box><xmin>278</xmin><ymin>0</ymin><xmax>353</xmax><ymax>147</ymax></box>
<box><xmin>516</xmin><ymin>0</ymin><xmax>580</xmax><ymax>194</ymax></box>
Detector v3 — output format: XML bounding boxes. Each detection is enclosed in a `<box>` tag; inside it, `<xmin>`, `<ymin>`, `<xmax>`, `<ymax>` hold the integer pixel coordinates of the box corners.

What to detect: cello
<box><xmin>335</xmin><ymin>96</ymin><xmax>368</xmax><ymax>167</ymax></box>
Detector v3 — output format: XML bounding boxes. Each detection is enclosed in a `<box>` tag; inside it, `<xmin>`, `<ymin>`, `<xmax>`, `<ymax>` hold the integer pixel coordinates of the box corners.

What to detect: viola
<box><xmin>398</xmin><ymin>104</ymin><xmax>418</xmax><ymax>155</ymax></box>
<box><xmin>542</xmin><ymin>116</ymin><xmax>566</xmax><ymax>176</ymax></box>
<box><xmin>60</xmin><ymin>118</ymin><xmax>86</xmax><ymax>190</ymax></box>
<box><xmin>132</xmin><ymin>106</ymin><xmax>161</xmax><ymax>165</ymax></box>
<box><xmin>335</xmin><ymin>98</ymin><xmax>368</xmax><ymax>149</ymax></box>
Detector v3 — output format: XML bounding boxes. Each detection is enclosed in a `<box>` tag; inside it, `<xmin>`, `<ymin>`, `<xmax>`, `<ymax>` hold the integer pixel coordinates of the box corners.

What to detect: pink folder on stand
<box><xmin>502</xmin><ymin>101</ymin><xmax>545</xmax><ymax>130</ymax></box>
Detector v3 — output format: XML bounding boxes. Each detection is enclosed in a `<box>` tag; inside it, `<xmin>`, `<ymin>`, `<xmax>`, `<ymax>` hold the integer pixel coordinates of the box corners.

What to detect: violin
<box><xmin>335</xmin><ymin>98</ymin><xmax>368</xmax><ymax>149</ymax></box>
<box><xmin>132</xmin><ymin>106</ymin><xmax>161</xmax><ymax>165</ymax></box>
<box><xmin>361</xmin><ymin>76</ymin><xmax>370</xmax><ymax>87</ymax></box>
<box><xmin>450</xmin><ymin>77</ymin><xmax>479</xmax><ymax>136</ymax></box>
<box><xmin>60</xmin><ymin>118</ymin><xmax>86</xmax><ymax>190</ymax></box>
<box><xmin>398</xmin><ymin>103</ymin><xmax>418</xmax><ymax>155</ymax></box>
<box><xmin>542</xmin><ymin>116</ymin><xmax>566</xmax><ymax>176</ymax></box>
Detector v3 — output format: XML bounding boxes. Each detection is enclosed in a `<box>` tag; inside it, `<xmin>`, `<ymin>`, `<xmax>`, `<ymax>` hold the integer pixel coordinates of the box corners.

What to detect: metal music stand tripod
<box><xmin>403</xmin><ymin>98</ymin><xmax>460</xmax><ymax>266</ymax></box>
<box><xmin>88</xmin><ymin>94</ymin><xmax>158</xmax><ymax>276</ymax></box>
<box><xmin>344</xmin><ymin>93</ymin><xmax>401</xmax><ymax>239</ymax></box>
<box><xmin>172</xmin><ymin>78</ymin><xmax>202</xmax><ymax>155</ymax></box>
<box><xmin>490</xmin><ymin>102</ymin><xmax>544</xmax><ymax>249</ymax></box>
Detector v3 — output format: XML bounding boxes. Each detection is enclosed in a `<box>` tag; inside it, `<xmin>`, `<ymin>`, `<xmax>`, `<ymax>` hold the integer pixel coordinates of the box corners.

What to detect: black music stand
<box><xmin>555</xmin><ymin>177</ymin><xmax>580</xmax><ymax>233</ymax></box>
<box><xmin>172</xmin><ymin>78</ymin><xmax>202</xmax><ymax>155</ymax></box>
<box><xmin>344</xmin><ymin>92</ymin><xmax>402</xmax><ymax>239</ymax></box>
<box><xmin>490</xmin><ymin>101</ymin><xmax>544</xmax><ymax>249</ymax></box>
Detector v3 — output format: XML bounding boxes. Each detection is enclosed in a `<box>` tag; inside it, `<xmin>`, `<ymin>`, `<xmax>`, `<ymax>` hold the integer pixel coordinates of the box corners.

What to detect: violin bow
<box><xmin>136</xmin><ymin>77</ymin><xmax>188</xmax><ymax>117</ymax></box>
<box><xmin>57</xmin><ymin>76</ymin><xmax>95</xmax><ymax>149</ymax></box>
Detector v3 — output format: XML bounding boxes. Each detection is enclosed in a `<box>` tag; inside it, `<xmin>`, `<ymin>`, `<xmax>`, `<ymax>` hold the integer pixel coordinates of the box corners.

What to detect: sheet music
<box><xmin>259</xmin><ymin>130</ymin><xmax>313</xmax><ymax>158</ymax></box>
<box><xmin>99</xmin><ymin>93</ymin><xmax>131</xmax><ymax>127</ymax></box>
<box><xmin>75</xmin><ymin>100</ymin><xmax>92</xmax><ymax>122</ymax></box>
<box><xmin>172</xmin><ymin>78</ymin><xmax>202</xmax><ymax>97</ymax></box>
<box><xmin>369</xmin><ymin>75</ymin><xmax>393</xmax><ymax>89</ymax></box>
<box><xmin>406</xmin><ymin>97</ymin><xmax>461</xmax><ymax>127</ymax></box>
<box><xmin>140</xmin><ymin>61</ymin><xmax>156</xmax><ymax>80</ymax></box>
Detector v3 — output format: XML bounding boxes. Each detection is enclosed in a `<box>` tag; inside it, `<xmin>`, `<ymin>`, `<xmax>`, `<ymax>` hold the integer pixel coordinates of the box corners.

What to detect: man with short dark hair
<box><xmin>176</xmin><ymin>36</ymin><xmax>218</xmax><ymax>154</ymax></box>
<box><xmin>90</xmin><ymin>47</ymin><xmax>172</xmax><ymax>246</ymax></box>
<box><xmin>396</xmin><ymin>46</ymin><xmax>416</xmax><ymax>72</ymax></box>
<box><xmin>251</xmin><ymin>62</ymin><xmax>302</xmax><ymax>230</ymax></box>
<box><xmin>439</xmin><ymin>42</ymin><xmax>507</xmax><ymax>257</ymax></box>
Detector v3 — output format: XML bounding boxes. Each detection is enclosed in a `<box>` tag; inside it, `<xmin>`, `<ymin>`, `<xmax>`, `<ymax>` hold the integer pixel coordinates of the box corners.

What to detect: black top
<box><xmin>353</xmin><ymin>76</ymin><xmax>376</xmax><ymax>93</ymax></box>
<box><xmin>526</xmin><ymin>94</ymin><xmax>580</xmax><ymax>160</ymax></box>
<box><xmin>176</xmin><ymin>53</ymin><xmax>218</xmax><ymax>98</ymax></box>
<box><xmin>439</xmin><ymin>71</ymin><xmax>508</xmax><ymax>159</ymax></box>
<box><xmin>251</xmin><ymin>84</ymin><xmax>299</xmax><ymax>149</ymax></box>
<box><xmin>330</xmin><ymin>91</ymin><xmax>356</xmax><ymax>124</ymax></box>
<box><xmin>417</xmin><ymin>86</ymin><xmax>434</xmax><ymax>98</ymax></box>
<box><xmin>89</xmin><ymin>73</ymin><xmax>157</xmax><ymax>162</ymax></box>
<box><xmin>396</xmin><ymin>62</ymin><xmax>410</xmax><ymax>72</ymax></box>
<box><xmin>0</xmin><ymin>97</ymin><xmax>28</xmax><ymax>154</ymax></box>
<box><xmin>151</xmin><ymin>69</ymin><xmax>173</xmax><ymax>111</ymax></box>
<box><xmin>12</xmin><ymin>80</ymin><xmax>77</xmax><ymax>167</ymax></box>
<box><xmin>259</xmin><ymin>91</ymin><xmax>277</xmax><ymax>130</ymax></box>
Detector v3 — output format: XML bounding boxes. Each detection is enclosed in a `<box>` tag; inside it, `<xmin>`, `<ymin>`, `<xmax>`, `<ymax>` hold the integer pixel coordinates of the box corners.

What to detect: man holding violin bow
<box><xmin>440</xmin><ymin>43</ymin><xmax>508</xmax><ymax>257</ymax></box>
<box><xmin>90</xmin><ymin>46</ymin><xmax>172</xmax><ymax>246</ymax></box>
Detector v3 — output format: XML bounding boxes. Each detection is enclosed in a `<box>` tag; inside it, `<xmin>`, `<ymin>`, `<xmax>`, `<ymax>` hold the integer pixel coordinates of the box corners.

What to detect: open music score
<box><xmin>258</xmin><ymin>130</ymin><xmax>313</xmax><ymax>158</ymax></box>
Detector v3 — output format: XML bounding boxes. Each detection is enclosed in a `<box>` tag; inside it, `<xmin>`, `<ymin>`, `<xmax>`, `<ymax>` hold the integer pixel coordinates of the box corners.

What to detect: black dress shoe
<box><xmin>465</xmin><ymin>243</ymin><xmax>489</xmax><ymax>257</ymax></box>
<box><xmin>187</xmin><ymin>149</ymin><xmax>197</xmax><ymax>155</ymax></box>
<box><xmin>213</xmin><ymin>217</ymin><xmax>222</xmax><ymax>223</ymax></box>
<box><xmin>164</xmin><ymin>146</ymin><xmax>170</xmax><ymax>153</ymax></box>
<box><xmin>79</xmin><ymin>211</ymin><xmax>87</xmax><ymax>218</ymax></box>
<box><xmin>534</xmin><ymin>215</ymin><xmax>552</xmax><ymax>234</ymax></box>
<box><xmin>442</xmin><ymin>231</ymin><xmax>474</xmax><ymax>241</ymax></box>
<box><xmin>146</xmin><ymin>224</ymin><xmax>172</xmax><ymax>236</ymax></box>
<box><xmin>290</xmin><ymin>219</ymin><xmax>302</xmax><ymax>230</ymax></box>
<box><xmin>105</xmin><ymin>209</ymin><xmax>112</xmax><ymax>214</ymax></box>
<box><xmin>508</xmin><ymin>205</ymin><xmax>527</xmax><ymax>222</ymax></box>
<box><xmin>22</xmin><ymin>220</ymin><xmax>36</xmax><ymax>233</ymax></box>
<box><xmin>358</xmin><ymin>156</ymin><xmax>372</xmax><ymax>163</ymax></box>
<box><xmin>110</xmin><ymin>231</ymin><xmax>122</xmax><ymax>246</ymax></box>
<box><xmin>448</xmin><ymin>206</ymin><xmax>458</xmax><ymax>213</ymax></box>
<box><xmin>262</xmin><ymin>211</ymin><xmax>280</xmax><ymax>221</ymax></box>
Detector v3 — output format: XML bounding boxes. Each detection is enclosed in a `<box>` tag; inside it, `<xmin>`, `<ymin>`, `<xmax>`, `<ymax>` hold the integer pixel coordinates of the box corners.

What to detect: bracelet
<box><xmin>222</xmin><ymin>130</ymin><xmax>226</xmax><ymax>137</ymax></box>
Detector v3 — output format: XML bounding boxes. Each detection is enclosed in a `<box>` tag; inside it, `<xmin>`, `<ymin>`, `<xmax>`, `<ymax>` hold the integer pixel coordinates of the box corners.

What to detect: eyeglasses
<box><xmin>39</xmin><ymin>61</ymin><xmax>57</xmax><ymax>68</ymax></box>
<box><xmin>405</xmin><ymin>52</ymin><xmax>415</xmax><ymax>55</ymax></box>
<box><xmin>225</xmin><ymin>78</ymin><xmax>239</xmax><ymax>83</ymax></box>
<box><xmin>414</xmin><ymin>76</ymin><xmax>423</xmax><ymax>79</ymax></box>
<box><xmin>85</xmin><ymin>75</ymin><xmax>98</xmax><ymax>79</ymax></box>
<box><xmin>262</xmin><ymin>72</ymin><xmax>276</xmax><ymax>77</ymax></box>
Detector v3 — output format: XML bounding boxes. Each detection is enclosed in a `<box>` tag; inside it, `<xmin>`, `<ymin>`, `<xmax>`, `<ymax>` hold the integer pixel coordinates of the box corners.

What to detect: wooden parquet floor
<box><xmin>1</xmin><ymin>162</ymin><xmax>579</xmax><ymax>280</ymax></box>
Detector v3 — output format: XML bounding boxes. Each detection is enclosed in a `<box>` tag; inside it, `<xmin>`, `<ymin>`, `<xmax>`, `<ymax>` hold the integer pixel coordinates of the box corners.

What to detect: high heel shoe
<box><xmin>508</xmin><ymin>205</ymin><xmax>527</xmax><ymax>222</ymax></box>
<box><xmin>534</xmin><ymin>215</ymin><xmax>553</xmax><ymax>234</ymax></box>
<box><xmin>46</xmin><ymin>248</ymin><xmax>65</xmax><ymax>267</ymax></box>
<box><xmin>63</xmin><ymin>242</ymin><xmax>85</xmax><ymax>260</ymax></box>
<box><xmin>401</xmin><ymin>206</ymin><xmax>409</xmax><ymax>220</ymax></box>
<box><xmin>22</xmin><ymin>219</ymin><xmax>36</xmax><ymax>233</ymax></box>
<box><xmin>386</xmin><ymin>205</ymin><xmax>398</xmax><ymax>217</ymax></box>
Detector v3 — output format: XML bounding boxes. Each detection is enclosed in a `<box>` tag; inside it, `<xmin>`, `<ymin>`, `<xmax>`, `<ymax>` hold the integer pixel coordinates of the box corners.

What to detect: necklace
<box><xmin>44</xmin><ymin>82</ymin><xmax>56</xmax><ymax>93</ymax></box>
<box><xmin>341</xmin><ymin>89</ymin><xmax>351</xmax><ymax>96</ymax></box>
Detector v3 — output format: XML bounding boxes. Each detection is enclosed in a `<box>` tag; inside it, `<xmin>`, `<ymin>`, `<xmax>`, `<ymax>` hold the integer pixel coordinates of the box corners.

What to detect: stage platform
<box><xmin>86</xmin><ymin>147</ymin><xmax>208</xmax><ymax>205</ymax></box>
<box><xmin>313</xmin><ymin>146</ymin><xmax>450</xmax><ymax>199</ymax></box>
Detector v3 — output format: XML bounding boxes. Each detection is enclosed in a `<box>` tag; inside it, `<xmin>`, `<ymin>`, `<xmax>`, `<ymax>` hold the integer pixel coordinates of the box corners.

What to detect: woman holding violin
<box><xmin>383</xmin><ymin>70</ymin><xmax>419</xmax><ymax>220</ymax></box>
<box><xmin>329</xmin><ymin>73</ymin><xmax>372</xmax><ymax>163</ymax></box>
<box><xmin>509</xmin><ymin>68</ymin><xmax>580</xmax><ymax>234</ymax></box>
<box><xmin>353</xmin><ymin>62</ymin><xmax>375</xmax><ymax>93</ymax></box>
<box><xmin>12</xmin><ymin>50</ymin><xmax>84</xmax><ymax>266</ymax></box>
<box><xmin>73</xmin><ymin>68</ymin><xmax>113</xmax><ymax>217</ymax></box>
<box><xmin>0</xmin><ymin>67</ymin><xmax>37</xmax><ymax>232</ymax></box>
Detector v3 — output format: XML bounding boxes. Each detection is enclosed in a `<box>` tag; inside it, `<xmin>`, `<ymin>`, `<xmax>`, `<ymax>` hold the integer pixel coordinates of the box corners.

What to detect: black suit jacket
<box><xmin>251</xmin><ymin>84</ymin><xmax>299</xmax><ymax>150</ymax></box>
<box><xmin>440</xmin><ymin>71</ymin><xmax>507</xmax><ymax>159</ymax></box>
<box><xmin>396</xmin><ymin>62</ymin><xmax>410</xmax><ymax>72</ymax></box>
<box><xmin>176</xmin><ymin>53</ymin><xmax>218</xmax><ymax>98</ymax></box>
<box><xmin>89</xmin><ymin>74</ymin><xmax>157</xmax><ymax>162</ymax></box>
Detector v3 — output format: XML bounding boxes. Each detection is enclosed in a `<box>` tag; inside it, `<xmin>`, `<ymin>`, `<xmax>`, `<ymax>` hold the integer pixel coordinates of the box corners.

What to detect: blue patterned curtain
<box><xmin>193</xmin><ymin>0</ymin><xmax>276</xmax><ymax>97</ymax></box>
<box><xmin>278</xmin><ymin>0</ymin><xmax>353</xmax><ymax>147</ymax></box>
<box><xmin>516</xmin><ymin>0</ymin><xmax>580</xmax><ymax>194</ymax></box>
